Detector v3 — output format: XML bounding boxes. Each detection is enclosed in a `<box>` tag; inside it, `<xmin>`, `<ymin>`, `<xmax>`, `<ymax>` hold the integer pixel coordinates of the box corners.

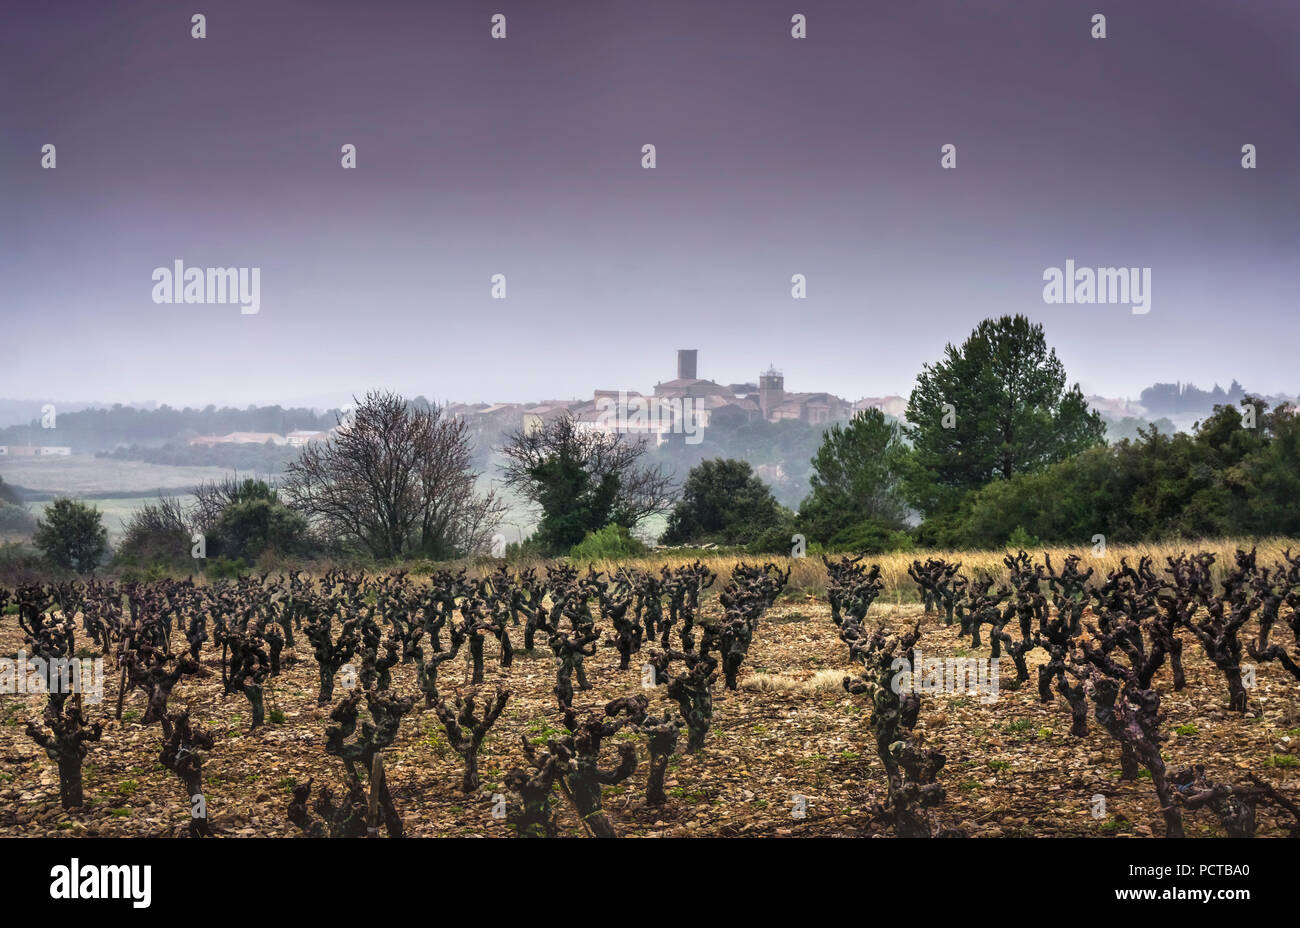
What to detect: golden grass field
<box><xmin>421</xmin><ymin>537</ymin><xmax>1300</xmax><ymax>599</ymax></box>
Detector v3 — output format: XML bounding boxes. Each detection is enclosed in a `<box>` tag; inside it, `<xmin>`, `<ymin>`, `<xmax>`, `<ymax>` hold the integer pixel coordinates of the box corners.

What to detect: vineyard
<box><xmin>1</xmin><ymin>542</ymin><xmax>1298</xmax><ymax>839</ymax></box>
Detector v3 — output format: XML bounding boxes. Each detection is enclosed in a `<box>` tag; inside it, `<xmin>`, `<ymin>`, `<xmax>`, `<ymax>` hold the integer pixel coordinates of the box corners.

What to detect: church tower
<box><xmin>759</xmin><ymin>366</ymin><xmax>784</xmax><ymax>419</ymax></box>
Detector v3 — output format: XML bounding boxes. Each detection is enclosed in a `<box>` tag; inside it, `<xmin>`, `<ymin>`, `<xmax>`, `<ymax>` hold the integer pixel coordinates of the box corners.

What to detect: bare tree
<box><xmin>283</xmin><ymin>391</ymin><xmax>502</xmax><ymax>559</ymax></box>
<box><xmin>117</xmin><ymin>496</ymin><xmax>192</xmax><ymax>564</ymax></box>
<box><xmin>498</xmin><ymin>413</ymin><xmax>675</xmax><ymax>551</ymax></box>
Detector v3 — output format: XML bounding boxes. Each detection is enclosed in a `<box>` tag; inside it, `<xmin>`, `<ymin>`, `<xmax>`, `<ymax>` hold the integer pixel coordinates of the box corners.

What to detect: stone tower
<box><xmin>759</xmin><ymin>366</ymin><xmax>784</xmax><ymax>419</ymax></box>
<box><xmin>677</xmin><ymin>349</ymin><xmax>698</xmax><ymax>381</ymax></box>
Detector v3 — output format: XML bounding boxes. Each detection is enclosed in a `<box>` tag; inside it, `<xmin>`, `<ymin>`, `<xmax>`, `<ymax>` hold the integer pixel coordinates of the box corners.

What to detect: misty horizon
<box><xmin>0</xmin><ymin>356</ymin><xmax>1284</xmax><ymax>418</ymax></box>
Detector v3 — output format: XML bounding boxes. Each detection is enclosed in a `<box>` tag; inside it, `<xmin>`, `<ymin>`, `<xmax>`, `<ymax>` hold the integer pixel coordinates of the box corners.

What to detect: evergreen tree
<box><xmin>799</xmin><ymin>409</ymin><xmax>908</xmax><ymax>542</ymax></box>
<box><xmin>904</xmin><ymin>315</ymin><xmax>1104</xmax><ymax>517</ymax></box>
<box><xmin>661</xmin><ymin>458</ymin><xmax>784</xmax><ymax>546</ymax></box>
<box><xmin>33</xmin><ymin>498</ymin><xmax>107</xmax><ymax>572</ymax></box>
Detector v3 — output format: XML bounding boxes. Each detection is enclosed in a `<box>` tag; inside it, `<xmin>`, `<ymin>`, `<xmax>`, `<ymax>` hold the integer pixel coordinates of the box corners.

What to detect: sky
<box><xmin>2</xmin><ymin>0</ymin><xmax>1298</xmax><ymax>409</ymax></box>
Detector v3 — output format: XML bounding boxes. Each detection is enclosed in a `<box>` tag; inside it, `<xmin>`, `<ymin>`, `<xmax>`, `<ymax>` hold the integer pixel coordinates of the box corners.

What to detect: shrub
<box><xmin>213</xmin><ymin>492</ymin><xmax>310</xmax><ymax>562</ymax></box>
<box><xmin>744</xmin><ymin>514</ymin><xmax>805</xmax><ymax>556</ymax></box>
<box><xmin>0</xmin><ymin>502</ymin><xmax>37</xmax><ymax>538</ymax></box>
<box><xmin>0</xmin><ymin>541</ymin><xmax>45</xmax><ymax>586</ymax></box>
<box><xmin>204</xmin><ymin>556</ymin><xmax>247</xmax><ymax>579</ymax></box>
<box><xmin>826</xmin><ymin>519</ymin><xmax>914</xmax><ymax>554</ymax></box>
<box><xmin>115</xmin><ymin>497</ymin><xmax>192</xmax><ymax>567</ymax></box>
<box><xmin>568</xmin><ymin>524</ymin><xmax>649</xmax><ymax>561</ymax></box>
<box><xmin>117</xmin><ymin>563</ymin><xmax>171</xmax><ymax>584</ymax></box>
<box><xmin>1005</xmin><ymin>525</ymin><xmax>1042</xmax><ymax>550</ymax></box>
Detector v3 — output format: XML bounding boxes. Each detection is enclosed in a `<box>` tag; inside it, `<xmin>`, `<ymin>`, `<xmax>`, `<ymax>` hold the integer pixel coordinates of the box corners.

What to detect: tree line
<box><xmin>13</xmin><ymin>313</ymin><xmax>1300</xmax><ymax>574</ymax></box>
<box><xmin>0</xmin><ymin>403</ymin><xmax>339</xmax><ymax>451</ymax></box>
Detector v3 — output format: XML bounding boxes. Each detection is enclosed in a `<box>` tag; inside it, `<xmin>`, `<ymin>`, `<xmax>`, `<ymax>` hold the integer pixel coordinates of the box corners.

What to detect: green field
<box><xmin>1</xmin><ymin>454</ymin><xmax>275</xmax><ymax>542</ymax></box>
<box><xmin>22</xmin><ymin>495</ymin><xmax>197</xmax><ymax>541</ymax></box>
<box><xmin>0</xmin><ymin>455</ymin><xmax>256</xmax><ymax>496</ymax></box>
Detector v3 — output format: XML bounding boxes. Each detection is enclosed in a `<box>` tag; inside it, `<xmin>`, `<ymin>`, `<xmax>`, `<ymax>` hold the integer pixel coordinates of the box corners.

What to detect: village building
<box><xmin>286</xmin><ymin>429</ymin><xmax>329</xmax><ymax>446</ymax></box>
<box><xmin>652</xmin><ymin>351</ymin><xmax>847</xmax><ymax>426</ymax></box>
<box><xmin>521</xmin><ymin>402</ymin><xmax>581</xmax><ymax>436</ymax></box>
<box><xmin>444</xmin><ymin>349</ymin><xmax>853</xmax><ymax>443</ymax></box>
<box><xmin>854</xmin><ymin>395</ymin><xmax>909</xmax><ymax>419</ymax></box>
<box><xmin>0</xmin><ymin>445</ymin><xmax>70</xmax><ymax>456</ymax></box>
<box><xmin>188</xmin><ymin>431</ymin><xmax>288</xmax><ymax>447</ymax></box>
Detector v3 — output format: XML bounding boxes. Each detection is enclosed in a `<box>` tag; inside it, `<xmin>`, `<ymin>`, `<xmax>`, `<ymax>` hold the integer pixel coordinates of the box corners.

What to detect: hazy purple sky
<box><xmin>3</xmin><ymin>0</ymin><xmax>1297</xmax><ymax>408</ymax></box>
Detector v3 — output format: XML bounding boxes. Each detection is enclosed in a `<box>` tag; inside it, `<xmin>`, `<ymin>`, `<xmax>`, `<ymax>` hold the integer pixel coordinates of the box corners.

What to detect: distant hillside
<box><xmin>1086</xmin><ymin>381</ymin><xmax>1297</xmax><ymax>435</ymax></box>
<box><xmin>0</xmin><ymin>403</ymin><xmax>339</xmax><ymax>452</ymax></box>
<box><xmin>0</xmin><ymin>398</ymin><xmax>158</xmax><ymax>429</ymax></box>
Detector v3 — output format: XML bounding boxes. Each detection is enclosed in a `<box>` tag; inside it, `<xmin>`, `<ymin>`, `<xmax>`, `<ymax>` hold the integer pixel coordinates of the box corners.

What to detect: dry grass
<box><xmin>426</xmin><ymin>536</ymin><xmax>1300</xmax><ymax>599</ymax></box>
<box><xmin>739</xmin><ymin>668</ymin><xmax>846</xmax><ymax>695</ymax></box>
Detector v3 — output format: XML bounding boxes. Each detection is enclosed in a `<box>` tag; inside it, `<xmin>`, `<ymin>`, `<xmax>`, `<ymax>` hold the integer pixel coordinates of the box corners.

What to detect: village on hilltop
<box><xmin>443</xmin><ymin>350</ymin><xmax>908</xmax><ymax>448</ymax></box>
<box><xmin>91</xmin><ymin>350</ymin><xmax>908</xmax><ymax>451</ymax></box>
